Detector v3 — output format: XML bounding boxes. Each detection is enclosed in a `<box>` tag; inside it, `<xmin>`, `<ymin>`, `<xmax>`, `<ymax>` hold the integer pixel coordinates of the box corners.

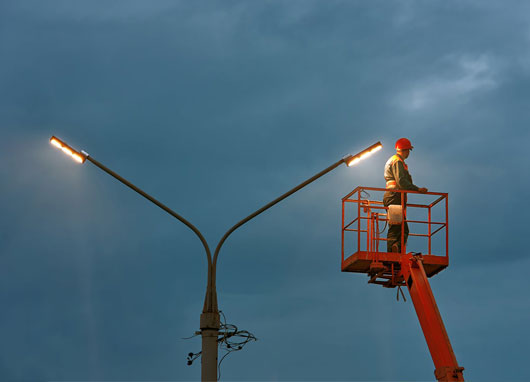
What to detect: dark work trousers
<box><xmin>383</xmin><ymin>191</ymin><xmax>408</xmax><ymax>252</ymax></box>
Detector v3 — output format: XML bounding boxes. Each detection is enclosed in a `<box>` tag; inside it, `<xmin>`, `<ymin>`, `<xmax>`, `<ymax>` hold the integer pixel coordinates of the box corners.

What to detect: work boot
<box><xmin>391</xmin><ymin>243</ymin><xmax>399</xmax><ymax>253</ymax></box>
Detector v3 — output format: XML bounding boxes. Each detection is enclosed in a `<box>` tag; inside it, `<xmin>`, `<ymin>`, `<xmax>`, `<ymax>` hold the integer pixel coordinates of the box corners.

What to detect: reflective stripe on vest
<box><xmin>386</xmin><ymin>180</ymin><xmax>397</xmax><ymax>189</ymax></box>
<box><xmin>386</xmin><ymin>155</ymin><xmax>408</xmax><ymax>189</ymax></box>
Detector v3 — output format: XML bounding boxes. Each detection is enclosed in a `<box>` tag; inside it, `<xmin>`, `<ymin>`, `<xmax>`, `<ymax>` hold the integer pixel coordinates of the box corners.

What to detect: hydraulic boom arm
<box><xmin>401</xmin><ymin>255</ymin><xmax>465</xmax><ymax>382</ymax></box>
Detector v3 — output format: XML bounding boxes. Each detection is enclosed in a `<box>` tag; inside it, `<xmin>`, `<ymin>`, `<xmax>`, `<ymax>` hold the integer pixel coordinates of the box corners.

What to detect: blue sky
<box><xmin>1</xmin><ymin>1</ymin><xmax>530</xmax><ymax>381</ymax></box>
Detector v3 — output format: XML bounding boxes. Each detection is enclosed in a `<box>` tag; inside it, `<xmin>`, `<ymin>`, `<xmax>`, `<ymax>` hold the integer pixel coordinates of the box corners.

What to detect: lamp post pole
<box><xmin>50</xmin><ymin>136</ymin><xmax>382</xmax><ymax>381</ymax></box>
<box><xmin>204</xmin><ymin>141</ymin><xmax>383</xmax><ymax>380</ymax></box>
<box><xmin>84</xmin><ymin>156</ymin><xmax>220</xmax><ymax>381</ymax></box>
<box><xmin>88</xmin><ymin>155</ymin><xmax>220</xmax><ymax>381</ymax></box>
<box><xmin>202</xmin><ymin>158</ymin><xmax>348</xmax><ymax>381</ymax></box>
<box><xmin>50</xmin><ymin>136</ymin><xmax>219</xmax><ymax>381</ymax></box>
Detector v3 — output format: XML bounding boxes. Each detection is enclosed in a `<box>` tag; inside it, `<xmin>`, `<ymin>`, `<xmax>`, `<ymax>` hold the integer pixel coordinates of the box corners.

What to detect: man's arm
<box><xmin>393</xmin><ymin>161</ymin><xmax>419</xmax><ymax>191</ymax></box>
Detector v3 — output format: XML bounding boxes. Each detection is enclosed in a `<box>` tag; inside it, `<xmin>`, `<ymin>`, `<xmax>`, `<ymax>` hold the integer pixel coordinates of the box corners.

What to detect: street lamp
<box><xmin>344</xmin><ymin>141</ymin><xmax>383</xmax><ymax>167</ymax></box>
<box><xmin>49</xmin><ymin>137</ymin><xmax>211</xmax><ymax>262</ymax></box>
<box><xmin>50</xmin><ymin>136</ymin><xmax>382</xmax><ymax>381</ymax></box>
<box><xmin>203</xmin><ymin>141</ymin><xmax>383</xmax><ymax>380</ymax></box>
<box><xmin>50</xmin><ymin>136</ymin><xmax>87</xmax><ymax>163</ymax></box>
<box><xmin>210</xmin><ymin>140</ymin><xmax>383</xmax><ymax>292</ymax></box>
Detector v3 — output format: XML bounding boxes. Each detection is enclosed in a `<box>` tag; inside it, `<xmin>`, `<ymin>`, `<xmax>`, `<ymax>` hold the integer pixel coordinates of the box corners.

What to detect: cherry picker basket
<box><xmin>341</xmin><ymin>186</ymin><xmax>449</xmax><ymax>278</ymax></box>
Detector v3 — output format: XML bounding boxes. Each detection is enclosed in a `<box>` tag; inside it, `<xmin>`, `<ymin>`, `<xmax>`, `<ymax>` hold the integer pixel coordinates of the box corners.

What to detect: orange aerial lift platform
<box><xmin>342</xmin><ymin>186</ymin><xmax>464</xmax><ymax>382</ymax></box>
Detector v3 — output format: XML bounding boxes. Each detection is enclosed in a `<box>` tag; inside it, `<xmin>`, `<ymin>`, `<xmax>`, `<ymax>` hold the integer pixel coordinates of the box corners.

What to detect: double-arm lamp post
<box><xmin>50</xmin><ymin>136</ymin><xmax>382</xmax><ymax>381</ymax></box>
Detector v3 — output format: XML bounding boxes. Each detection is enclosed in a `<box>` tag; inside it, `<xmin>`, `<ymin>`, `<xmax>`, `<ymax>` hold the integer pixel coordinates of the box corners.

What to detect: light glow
<box><xmin>345</xmin><ymin>141</ymin><xmax>383</xmax><ymax>167</ymax></box>
<box><xmin>50</xmin><ymin>138</ymin><xmax>62</xmax><ymax>148</ymax></box>
<box><xmin>49</xmin><ymin>136</ymin><xmax>86</xmax><ymax>164</ymax></box>
<box><xmin>61</xmin><ymin>146</ymin><xmax>73</xmax><ymax>156</ymax></box>
<box><xmin>72</xmin><ymin>153</ymin><xmax>84</xmax><ymax>163</ymax></box>
<box><xmin>348</xmin><ymin>157</ymin><xmax>361</xmax><ymax>166</ymax></box>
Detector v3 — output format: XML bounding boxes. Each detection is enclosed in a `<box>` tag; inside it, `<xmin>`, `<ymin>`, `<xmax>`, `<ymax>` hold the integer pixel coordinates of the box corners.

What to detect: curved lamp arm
<box><xmin>206</xmin><ymin>141</ymin><xmax>382</xmax><ymax>312</ymax></box>
<box><xmin>49</xmin><ymin>136</ymin><xmax>212</xmax><ymax>274</ymax></box>
<box><xmin>86</xmin><ymin>155</ymin><xmax>212</xmax><ymax>265</ymax></box>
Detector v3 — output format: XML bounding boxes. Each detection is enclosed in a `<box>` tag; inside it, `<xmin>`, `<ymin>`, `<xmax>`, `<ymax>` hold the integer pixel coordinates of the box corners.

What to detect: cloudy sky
<box><xmin>1</xmin><ymin>0</ymin><xmax>530</xmax><ymax>381</ymax></box>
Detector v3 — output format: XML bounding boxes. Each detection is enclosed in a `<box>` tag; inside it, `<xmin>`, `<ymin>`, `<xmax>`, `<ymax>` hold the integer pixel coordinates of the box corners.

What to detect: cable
<box><xmin>360</xmin><ymin>190</ymin><xmax>387</xmax><ymax>234</ymax></box>
<box><xmin>186</xmin><ymin>350</ymin><xmax>201</xmax><ymax>366</ymax></box>
<box><xmin>217</xmin><ymin>310</ymin><xmax>257</xmax><ymax>380</ymax></box>
<box><xmin>184</xmin><ymin>310</ymin><xmax>257</xmax><ymax>381</ymax></box>
<box><xmin>396</xmin><ymin>285</ymin><xmax>407</xmax><ymax>302</ymax></box>
<box><xmin>377</xmin><ymin>214</ymin><xmax>388</xmax><ymax>235</ymax></box>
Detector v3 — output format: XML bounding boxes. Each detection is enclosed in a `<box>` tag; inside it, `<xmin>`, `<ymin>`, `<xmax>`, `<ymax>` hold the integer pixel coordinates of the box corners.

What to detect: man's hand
<box><xmin>418</xmin><ymin>187</ymin><xmax>428</xmax><ymax>193</ymax></box>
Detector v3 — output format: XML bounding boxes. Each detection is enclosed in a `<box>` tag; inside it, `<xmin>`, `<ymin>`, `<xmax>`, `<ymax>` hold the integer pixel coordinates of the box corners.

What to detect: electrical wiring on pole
<box><xmin>216</xmin><ymin>311</ymin><xmax>257</xmax><ymax>380</ymax></box>
<box><xmin>185</xmin><ymin>311</ymin><xmax>257</xmax><ymax>380</ymax></box>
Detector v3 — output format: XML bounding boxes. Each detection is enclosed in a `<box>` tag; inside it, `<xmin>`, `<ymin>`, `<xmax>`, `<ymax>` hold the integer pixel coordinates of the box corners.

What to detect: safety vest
<box><xmin>384</xmin><ymin>154</ymin><xmax>408</xmax><ymax>189</ymax></box>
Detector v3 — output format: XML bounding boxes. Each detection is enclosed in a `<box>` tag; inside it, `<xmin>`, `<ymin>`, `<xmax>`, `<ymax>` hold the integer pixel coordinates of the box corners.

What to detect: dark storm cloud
<box><xmin>1</xmin><ymin>0</ymin><xmax>530</xmax><ymax>381</ymax></box>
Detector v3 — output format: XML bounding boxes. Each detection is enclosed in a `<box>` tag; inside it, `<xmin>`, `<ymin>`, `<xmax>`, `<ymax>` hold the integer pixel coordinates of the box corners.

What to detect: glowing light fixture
<box><xmin>343</xmin><ymin>141</ymin><xmax>383</xmax><ymax>167</ymax></box>
<box><xmin>49</xmin><ymin>136</ymin><xmax>87</xmax><ymax>163</ymax></box>
<box><xmin>50</xmin><ymin>138</ymin><xmax>62</xmax><ymax>149</ymax></box>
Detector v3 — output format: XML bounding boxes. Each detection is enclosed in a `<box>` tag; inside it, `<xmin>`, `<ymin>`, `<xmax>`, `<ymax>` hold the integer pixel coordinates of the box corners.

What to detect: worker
<box><xmin>384</xmin><ymin>138</ymin><xmax>428</xmax><ymax>253</ymax></box>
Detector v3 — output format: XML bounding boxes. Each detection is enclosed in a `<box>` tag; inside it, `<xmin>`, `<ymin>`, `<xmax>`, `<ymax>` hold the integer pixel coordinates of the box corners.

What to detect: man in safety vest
<box><xmin>384</xmin><ymin>138</ymin><xmax>428</xmax><ymax>253</ymax></box>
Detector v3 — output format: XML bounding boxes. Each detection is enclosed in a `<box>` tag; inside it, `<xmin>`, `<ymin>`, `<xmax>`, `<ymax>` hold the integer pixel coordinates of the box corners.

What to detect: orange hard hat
<box><xmin>395</xmin><ymin>138</ymin><xmax>413</xmax><ymax>150</ymax></box>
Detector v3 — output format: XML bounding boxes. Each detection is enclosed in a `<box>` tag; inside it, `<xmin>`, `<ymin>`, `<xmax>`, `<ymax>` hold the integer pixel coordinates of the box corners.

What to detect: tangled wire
<box><xmin>217</xmin><ymin>311</ymin><xmax>257</xmax><ymax>378</ymax></box>
<box><xmin>185</xmin><ymin>310</ymin><xmax>257</xmax><ymax>380</ymax></box>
